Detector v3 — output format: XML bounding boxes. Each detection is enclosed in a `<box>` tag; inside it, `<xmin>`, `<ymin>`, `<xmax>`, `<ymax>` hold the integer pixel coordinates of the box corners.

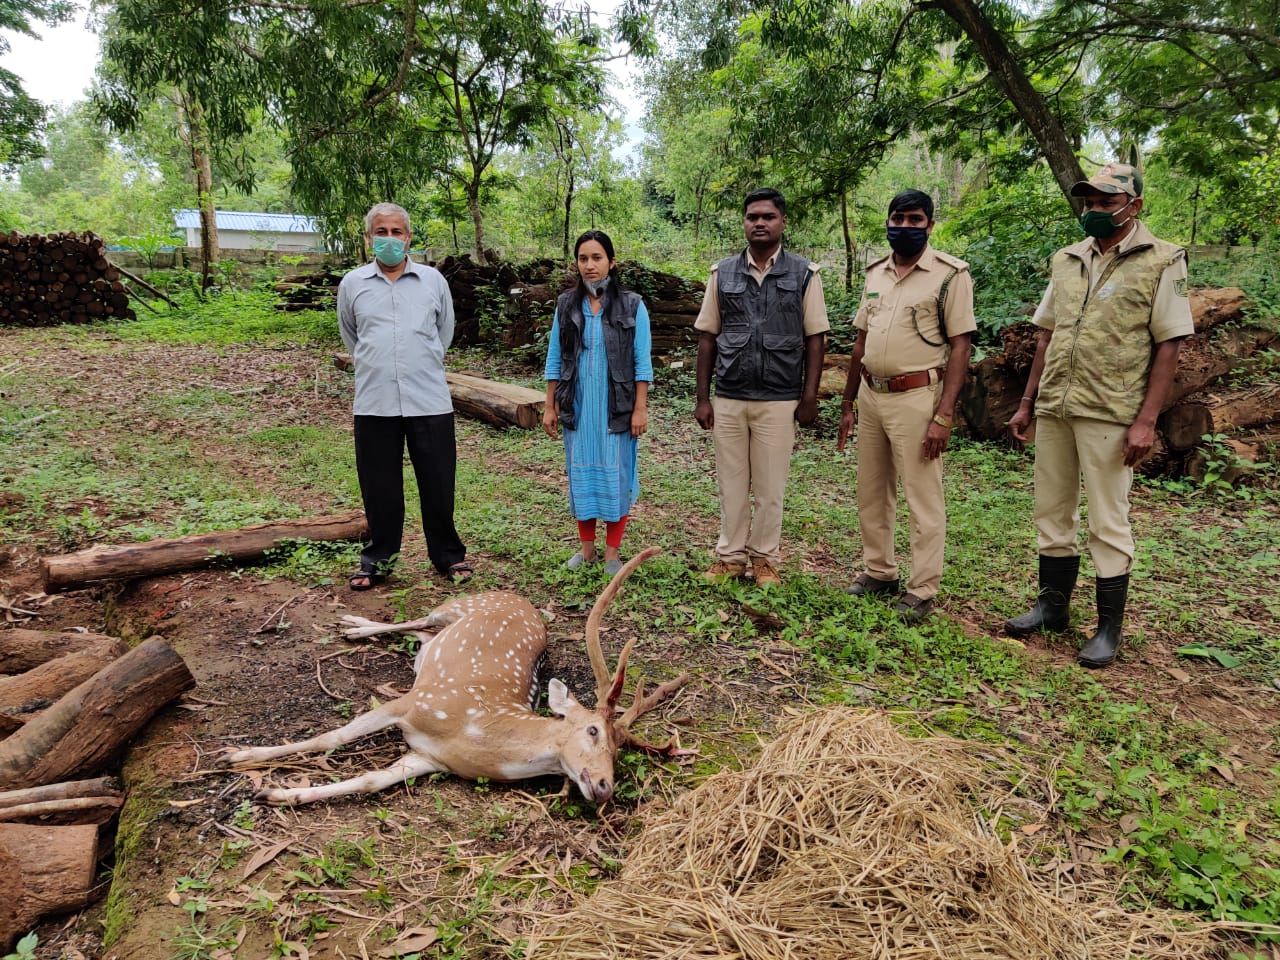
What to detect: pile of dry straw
<box><xmin>526</xmin><ymin>708</ymin><xmax>1224</xmax><ymax>959</ymax></box>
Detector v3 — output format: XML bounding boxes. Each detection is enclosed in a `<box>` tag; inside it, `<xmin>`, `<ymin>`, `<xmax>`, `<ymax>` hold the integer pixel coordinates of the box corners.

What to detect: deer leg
<box><xmin>340</xmin><ymin>615</ymin><xmax>438</xmax><ymax>640</ymax></box>
<box><xmin>260</xmin><ymin>752</ymin><xmax>446</xmax><ymax>805</ymax></box>
<box><xmin>220</xmin><ymin>699</ymin><xmax>408</xmax><ymax>767</ymax></box>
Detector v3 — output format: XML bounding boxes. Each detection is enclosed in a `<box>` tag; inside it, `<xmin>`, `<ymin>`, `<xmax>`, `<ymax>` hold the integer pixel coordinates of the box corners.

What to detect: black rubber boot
<box><xmin>1004</xmin><ymin>554</ymin><xmax>1080</xmax><ymax>636</ymax></box>
<box><xmin>1077</xmin><ymin>574</ymin><xmax>1129</xmax><ymax>669</ymax></box>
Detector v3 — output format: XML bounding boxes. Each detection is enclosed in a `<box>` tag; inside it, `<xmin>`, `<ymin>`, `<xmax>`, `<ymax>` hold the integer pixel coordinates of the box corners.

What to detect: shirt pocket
<box><xmin>761</xmin><ymin>333</ymin><xmax>804</xmax><ymax>391</ymax></box>
<box><xmin>719</xmin><ymin>278</ymin><xmax>749</xmax><ymax>327</ymax></box>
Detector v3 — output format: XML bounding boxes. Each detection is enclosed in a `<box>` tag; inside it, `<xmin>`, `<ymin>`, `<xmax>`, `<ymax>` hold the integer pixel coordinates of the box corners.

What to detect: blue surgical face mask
<box><xmin>371</xmin><ymin>236</ymin><xmax>407</xmax><ymax>267</ymax></box>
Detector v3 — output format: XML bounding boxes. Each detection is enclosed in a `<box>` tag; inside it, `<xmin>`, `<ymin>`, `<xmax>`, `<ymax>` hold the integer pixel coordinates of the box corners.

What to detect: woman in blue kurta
<box><xmin>542</xmin><ymin>231</ymin><xmax>653</xmax><ymax>574</ymax></box>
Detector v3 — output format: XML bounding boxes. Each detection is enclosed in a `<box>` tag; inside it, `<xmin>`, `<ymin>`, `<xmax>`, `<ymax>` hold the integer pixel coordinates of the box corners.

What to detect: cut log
<box><xmin>1186</xmin><ymin>438</ymin><xmax>1259</xmax><ymax>486</ymax></box>
<box><xmin>0</xmin><ymin>638</ymin><xmax>129</xmax><ymax>716</ymax></box>
<box><xmin>39</xmin><ymin>510</ymin><xmax>369</xmax><ymax>593</ymax></box>
<box><xmin>0</xmin><ymin>630</ymin><xmax>122</xmax><ymax>673</ymax></box>
<box><xmin>0</xmin><ymin>823</ymin><xmax>99</xmax><ymax>951</ymax></box>
<box><xmin>0</xmin><ymin>638</ymin><xmax>195</xmax><ymax>790</ymax></box>
<box><xmin>446</xmin><ymin>371</ymin><xmax>545</xmax><ymax>430</ymax></box>
<box><xmin>1204</xmin><ymin>383</ymin><xmax>1280</xmax><ymax>433</ymax></box>
<box><xmin>1158</xmin><ymin>401</ymin><xmax>1214</xmax><ymax>451</ymax></box>
<box><xmin>1163</xmin><ymin>323</ymin><xmax>1279</xmax><ymax>409</ymax></box>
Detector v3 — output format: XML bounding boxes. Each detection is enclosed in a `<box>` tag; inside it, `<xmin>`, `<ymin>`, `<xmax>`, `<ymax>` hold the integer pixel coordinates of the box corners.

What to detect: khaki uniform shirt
<box><xmin>853</xmin><ymin>246</ymin><xmax>976</xmax><ymax>378</ymax></box>
<box><xmin>694</xmin><ymin>247</ymin><xmax>830</xmax><ymax>336</ymax></box>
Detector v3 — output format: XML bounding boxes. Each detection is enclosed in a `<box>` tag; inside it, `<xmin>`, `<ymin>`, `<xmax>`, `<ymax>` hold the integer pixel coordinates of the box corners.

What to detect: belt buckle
<box><xmin>865</xmin><ymin>371</ymin><xmax>890</xmax><ymax>393</ymax></box>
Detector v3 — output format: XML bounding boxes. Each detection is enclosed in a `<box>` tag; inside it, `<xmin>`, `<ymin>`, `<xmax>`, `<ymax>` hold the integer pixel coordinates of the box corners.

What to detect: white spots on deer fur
<box><xmin>435</xmin><ymin>710</ymin><xmax>448</xmax><ymax>720</ymax></box>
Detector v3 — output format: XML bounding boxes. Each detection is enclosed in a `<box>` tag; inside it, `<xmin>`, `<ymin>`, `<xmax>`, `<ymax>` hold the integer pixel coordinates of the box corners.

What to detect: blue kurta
<box><xmin>545</xmin><ymin>298</ymin><xmax>653</xmax><ymax>522</ymax></box>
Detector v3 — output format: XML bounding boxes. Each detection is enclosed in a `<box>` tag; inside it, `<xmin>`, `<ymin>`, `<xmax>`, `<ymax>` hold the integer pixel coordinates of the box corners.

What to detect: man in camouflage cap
<box><xmin>1006</xmin><ymin>162</ymin><xmax>1193</xmax><ymax>668</ymax></box>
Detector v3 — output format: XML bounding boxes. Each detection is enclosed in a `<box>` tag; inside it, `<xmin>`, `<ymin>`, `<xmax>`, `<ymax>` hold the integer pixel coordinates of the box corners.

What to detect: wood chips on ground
<box><xmin>525</xmin><ymin>708</ymin><xmax>1223</xmax><ymax>959</ymax></box>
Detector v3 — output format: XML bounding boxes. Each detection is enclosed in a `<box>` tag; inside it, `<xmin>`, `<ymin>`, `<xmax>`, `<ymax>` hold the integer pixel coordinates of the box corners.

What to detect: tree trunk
<box><xmin>0</xmin><ymin>638</ymin><xmax>194</xmax><ymax>791</ymax></box>
<box><xmin>930</xmin><ymin>0</ymin><xmax>1086</xmax><ymax>211</ymax></box>
<box><xmin>0</xmin><ymin>823</ymin><xmax>100</xmax><ymax>951</ymax></box>
<box><xmin>40</xmin><ymin>511</ymin><xmax>369</xmax><ymax>593</ymax></box>
<box><xmin>563</xmin><ymin>167</ymin><xmax>575</xmax><ymax>261</ymax></box>
<box><xmin>0</xmin><ymin>638</ymin><xmax>129</xmax><ymax>717</ymax></box>
<box><xmin>467</xmin><ymin>175</ymin><xmax>486</xmax><ymax>263</ymax></box>
<box><xmin>841</xmin><ymin>189</ymin><xmax>854</xmax><ymax>293</ymax></box>
<box><xmin>176</xmin><ymin>93</ymin><xmax>219</xmax><ymax>290</ymax></box>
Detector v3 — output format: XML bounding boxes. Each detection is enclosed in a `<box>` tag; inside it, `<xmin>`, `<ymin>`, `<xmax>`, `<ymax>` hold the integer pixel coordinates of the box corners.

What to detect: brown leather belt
<box><xmin>861</xmin><ymin>367</ymin><xmax>945</xmax><ymax>393</ymax></box>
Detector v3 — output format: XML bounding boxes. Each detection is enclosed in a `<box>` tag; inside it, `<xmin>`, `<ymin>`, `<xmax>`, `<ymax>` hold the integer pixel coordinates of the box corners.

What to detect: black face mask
<box><xmin>887</xmin><ymin>225</ymin><xmax>929</xmax><ymax>258</ymax></box>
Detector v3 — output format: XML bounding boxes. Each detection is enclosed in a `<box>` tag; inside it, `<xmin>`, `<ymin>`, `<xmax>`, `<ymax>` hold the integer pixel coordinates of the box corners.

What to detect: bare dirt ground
<box><xmin>4</xmin><ymin>328</ymin><xmax>1279</xmax><ymax>959</ymax></box>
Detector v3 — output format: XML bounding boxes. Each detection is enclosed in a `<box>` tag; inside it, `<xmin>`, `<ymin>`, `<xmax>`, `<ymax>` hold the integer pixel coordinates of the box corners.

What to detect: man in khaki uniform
<box><xmin>1007</xmin><ymin>162</ymin><xmax>1193</xmax><ymax>668</ymax></box>
<box><xmin>695</xmin><ymin>187</ymin><xmax>829</xmax><ymax>587</ymax></box>
<box><xmin>837</xmin><ymin>189</ymin><xmax>975</xmax><ymax>623</ymax></box>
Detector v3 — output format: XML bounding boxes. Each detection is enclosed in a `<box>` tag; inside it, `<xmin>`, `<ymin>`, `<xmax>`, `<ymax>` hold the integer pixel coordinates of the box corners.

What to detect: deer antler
<box><xmin>581</xmin><ymin>546</ymin><xmax>694</xmax><ymax>756</ymax></box>
<box><xmin>585</xmin><ymin>546</ymin><xmax>662</xmax><ymax>707</ymax></box>
<box><xmin>614</xmin><ymin>673</ymin><xmax>693</xmax><ymax>755</ymax></box>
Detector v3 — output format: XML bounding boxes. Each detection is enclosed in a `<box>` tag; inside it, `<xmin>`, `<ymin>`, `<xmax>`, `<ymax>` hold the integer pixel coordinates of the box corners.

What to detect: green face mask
<box><xmin>371</xmin><ymin>236</ymin><xmax>407</xmax><ymax>267</ymax></box>
<box><xmin>1078</xmin><ymin>201</ymin><xmax>1134</xmax><ymax>239</ymax></box>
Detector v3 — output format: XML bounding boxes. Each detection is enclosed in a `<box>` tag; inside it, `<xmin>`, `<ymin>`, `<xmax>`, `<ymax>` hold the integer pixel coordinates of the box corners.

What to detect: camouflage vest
<box><xmin>1038</xmin><ymin>227</ymin><xmax>1185</xmax><ymax>424</ymax></box>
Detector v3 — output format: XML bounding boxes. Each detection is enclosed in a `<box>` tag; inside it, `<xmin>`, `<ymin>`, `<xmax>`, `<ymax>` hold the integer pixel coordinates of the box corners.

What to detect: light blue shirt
<box><xmin>337</xmin><ymin>259</ymin><xmax>456</xmax><ymax>417</ymax></box>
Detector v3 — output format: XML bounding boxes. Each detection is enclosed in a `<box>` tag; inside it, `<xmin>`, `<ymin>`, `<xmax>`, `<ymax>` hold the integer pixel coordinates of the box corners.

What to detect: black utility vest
<box><xmin>713</xmin><ymin>250</ymin><xmax>811</xmax><ymax>401</ymax></box>
<box><xmin>553</xmin><ymin>287</ymin><xmax>641</xmax><ymax>434</ymax></box>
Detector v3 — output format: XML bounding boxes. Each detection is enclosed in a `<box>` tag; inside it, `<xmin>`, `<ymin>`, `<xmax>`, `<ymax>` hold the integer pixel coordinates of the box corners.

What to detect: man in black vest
<box><xmin>694</xmin><ymin>188</ymin><xmax>828</xmax><ymax>586</ymax></box>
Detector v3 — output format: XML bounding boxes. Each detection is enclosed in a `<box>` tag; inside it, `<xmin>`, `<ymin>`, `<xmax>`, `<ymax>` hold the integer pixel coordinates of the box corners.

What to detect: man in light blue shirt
<box><xmin>337</xmin><ymin>202</ymin><xmax>470</xmax><ymax>589</ymax></box>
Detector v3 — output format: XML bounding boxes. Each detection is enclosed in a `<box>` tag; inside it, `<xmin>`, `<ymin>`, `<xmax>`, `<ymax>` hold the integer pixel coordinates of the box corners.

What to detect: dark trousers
<box><xmin>353</xmin><ymin>414</ymin><xmax>466</xmax><ymax>576</ymax></box>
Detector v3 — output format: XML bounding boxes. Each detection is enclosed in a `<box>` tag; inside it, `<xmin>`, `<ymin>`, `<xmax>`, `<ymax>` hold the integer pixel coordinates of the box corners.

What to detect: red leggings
<box><xmin>578</xmin><ymin>516</ymin><xmax>629</xmax><ymax>549</ymax></box>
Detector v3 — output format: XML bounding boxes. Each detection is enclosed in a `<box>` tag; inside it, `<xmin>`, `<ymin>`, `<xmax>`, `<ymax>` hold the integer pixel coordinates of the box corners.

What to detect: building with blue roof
<box><xmin>172</xmin><ymin>210</ymin><xmax>325</xmax><ymax>252</ymax></box>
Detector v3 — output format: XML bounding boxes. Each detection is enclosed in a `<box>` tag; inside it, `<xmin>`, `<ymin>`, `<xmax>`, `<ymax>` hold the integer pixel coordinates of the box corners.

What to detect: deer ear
<box><xmin>546</xmin><ymin>678</ymin><xmax>580</xmax><ymax>716</ymax></box>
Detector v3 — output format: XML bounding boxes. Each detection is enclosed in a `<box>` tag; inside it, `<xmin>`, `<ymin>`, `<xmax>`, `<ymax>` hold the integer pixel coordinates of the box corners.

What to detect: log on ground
<box><xmin>0</xmin><ymin>637</ymin><xmax>195</xmax><ymax>790</ymax></box>
<box><xmin>0</xmin><ymin>777</ymin><xmax>123</xmax><ymax>824</ymax></box>
<box><xmin>0</xmin><ymin>638</ymin><xmax>129</xmax><ymax>717</ymax></box>
<box><xmin>0</xmin><ymin>822</ymin><xmax>99</xmax><ymax>951</ymax></box>
<box><xmin>40</xmin><ymin>510</ymin><xmax>368</xmax><ymax>592</ymax></box>
<box><xmin>446</xmin><ymin>371</ymin><xmax>545</xmax><ymax>429</ymax></box>
<box><xmin>0</xmin><ymin>630</ymin><xmax>123</xmax><ymax>673</ymax></box>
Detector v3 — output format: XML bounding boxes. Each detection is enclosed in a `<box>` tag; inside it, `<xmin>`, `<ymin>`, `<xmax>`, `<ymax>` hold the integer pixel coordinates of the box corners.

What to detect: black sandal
<box><xmin>348</xmin><ymin>570</ymin><xmax>385</xmax><ymax>591</ymax></box>
<box><xmin>447</xmin><ymin>562</ymin><xmax>474</xmax><ymax>584</ymax></box>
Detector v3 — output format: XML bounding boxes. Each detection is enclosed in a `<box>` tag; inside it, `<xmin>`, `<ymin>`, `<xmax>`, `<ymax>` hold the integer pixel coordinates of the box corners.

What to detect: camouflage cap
<box><xmin>1069</xmin><ymin>162</ymin><xmax>1143</xmax><ymax>198</ymax></box>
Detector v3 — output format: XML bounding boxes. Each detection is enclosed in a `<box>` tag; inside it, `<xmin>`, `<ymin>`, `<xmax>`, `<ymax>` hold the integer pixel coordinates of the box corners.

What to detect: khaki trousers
<box><xmin>712</xmin><ymin>397</ymin><xmax>797</xmax><ymax>565</ymax></box>
<box><xmin>857</xmin><ymin>383</ymin><xmax>945</xmax><ymax>599</ymax></box>
<box><xmin>1033</xmin><ymin>415</ymin><xmax>1134</xmax><ymax>577</ymax></box>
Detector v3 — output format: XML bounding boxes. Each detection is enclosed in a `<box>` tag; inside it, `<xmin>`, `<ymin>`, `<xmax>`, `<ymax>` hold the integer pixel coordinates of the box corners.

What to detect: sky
<box><xmin>1</xmin><ymin>9</ymin><xmax>100</xmax><ymax>107</ymax></box>
<box><xmin>1</xmin><ymin>4</ymin><xmax>647</xmax><ymax>157</ymax></box>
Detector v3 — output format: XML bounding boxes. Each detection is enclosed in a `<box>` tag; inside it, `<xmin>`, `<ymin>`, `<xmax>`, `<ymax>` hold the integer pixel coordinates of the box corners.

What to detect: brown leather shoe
<box><xmin>704</xmin><ymin>559</ymin><xmax>747</xmax><ymax>582</ymax></box>
<box><xmin>751</xmin><ymin>558</ymin><xmax>782</xmax><ymax>587</ymax></box>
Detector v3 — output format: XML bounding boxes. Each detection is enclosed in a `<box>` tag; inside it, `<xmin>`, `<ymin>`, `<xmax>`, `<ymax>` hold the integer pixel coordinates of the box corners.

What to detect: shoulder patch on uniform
<box><xmin>1174</xmin><ymin>277</ymin><xmax>1188</xmax><ymax>297</ymax></box>
<box><xmin>933</xmin><ymin>250</ymin><xmax>970</xmax><ymax>271</ymax></box>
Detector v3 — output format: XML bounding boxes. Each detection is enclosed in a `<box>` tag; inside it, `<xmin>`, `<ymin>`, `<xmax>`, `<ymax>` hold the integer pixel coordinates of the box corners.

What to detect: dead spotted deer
<box><xmin>220</xmin><ymin>547</ymin><xmax>690</xmax><ymax>805</ymax></box>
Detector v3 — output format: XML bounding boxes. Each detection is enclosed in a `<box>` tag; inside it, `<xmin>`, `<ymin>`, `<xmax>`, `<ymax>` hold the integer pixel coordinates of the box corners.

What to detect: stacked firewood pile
<box><xmin>277</xmin><ymin>255</ymin><xmax>706</xmax><ymax>352</ymax></box>
<box><xmin>957</xmin><ymin>287</ymin><xmax>1278</xmax><ymax>480</ymax></box>
<box><xmin>0</xmin><ymin>231</ymin><xmax>136</xmax><ymax>327</ymax></box>
<box><xmin>0</xmin><ymin>631</ymin><xmax>194</xmax><ymax>950</ymax></box>
<box><xmin>274</xmin><ymin>269</ymin><xmax>344</xmax><ymax>312</ymax></box>
<box><xmin>502</xmin><ymin>260</ymin><xmax>705</xmax><ymax>353</ymax></box>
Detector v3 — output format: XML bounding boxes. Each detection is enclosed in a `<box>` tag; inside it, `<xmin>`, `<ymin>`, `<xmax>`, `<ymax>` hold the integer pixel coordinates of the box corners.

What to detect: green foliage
<box><xmin>2</xmin><ymin>932</ymin><xmax>38</xmax><ymax>960</ymax></box>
